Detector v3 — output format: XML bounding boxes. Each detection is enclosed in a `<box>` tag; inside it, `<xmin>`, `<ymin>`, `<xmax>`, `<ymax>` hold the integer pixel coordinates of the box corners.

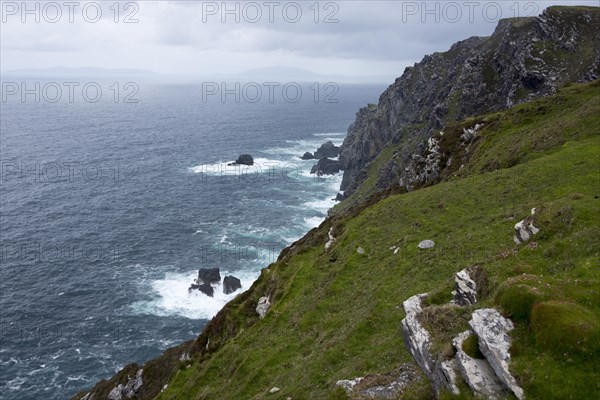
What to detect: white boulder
<box><xmin>256</xmin><ymin>296</ymin><xmax>271</xmax><ymax>319</ymax></box>
<box><xmin>453</xmin><ymin>330</ymin><xmax>508</xmax><ymax>399</ymax></box>
<box><xmin>469</xmin><ymin>309</ymin><xmax>524</xmax><ymax>400</ymax></box>
<box><xmin>514</xmin><ymin>208</ymin><xmax>539</xmax><ymax>244</ymax></box>
<box><xmin>418</xmin><ymin>240</ymin><xmax>435</xmax><ymax>249</ymax></box>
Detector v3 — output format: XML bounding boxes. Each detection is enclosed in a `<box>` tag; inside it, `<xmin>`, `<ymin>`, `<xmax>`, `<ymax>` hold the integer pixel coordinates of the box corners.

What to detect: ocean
<box><xmin>0</xmin><ymin>80</ymin><xmax>385</xmax><ymax>399</ymax></box>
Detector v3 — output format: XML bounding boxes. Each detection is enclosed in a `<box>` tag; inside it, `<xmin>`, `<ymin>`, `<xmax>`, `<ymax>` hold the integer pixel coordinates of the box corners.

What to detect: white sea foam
<box><xmin>188</xmin><ymin>157</ymin><xmax>290</xmax><ymax>176</ymax></box>
<box><xmin>264</xmin><ymin>136</ymin><xmax>344</xmax><ymax>159</ymax></box>
<box><xmin>303</xmin><ymin>216</ymin><xmax>325</xmax><ymax>229</ymax></box>
<box><xmin>6</xmin><ymin>376</ymin><xmax>26</xmax><ymax>391</ymax></box>
<box><xmin>130</xmin><ymin>270</ymin><xmax>259</xmax><ymax>320</ymax></box>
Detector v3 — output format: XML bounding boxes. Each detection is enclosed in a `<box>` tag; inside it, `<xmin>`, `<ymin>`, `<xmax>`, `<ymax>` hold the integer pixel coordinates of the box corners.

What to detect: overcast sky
<box><xmin>1</xmin><ymin>0</ymin><xmax>597</xmax><ymax>81</ymax></box>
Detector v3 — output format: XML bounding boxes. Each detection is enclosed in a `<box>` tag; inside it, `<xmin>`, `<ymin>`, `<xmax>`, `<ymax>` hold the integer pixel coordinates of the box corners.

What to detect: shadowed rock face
<box><xmin>314</xmin><ymin>141</ymin><xmax>341</xmax><ymax>159</ymax></box>
<box><xmin>196</xmin><ymin>268</ymin><xmax>221</xmax><ymax>285</ymax></box>
<box><xmin>310</xmin><ymin>158</ymin><xmax>341</xmax><ymax>176</ymax></box>
<box><xmin>188</xmin><ymin>268</ymin><xmax>221</xmax><ymax>297</ymax></box>
<box><xmin>339</xmin><ymin>7</ymin><xmax>600</xmax><ymax>198</ymax></box>
<box><xmin>189</xmin><ymin>282</ymin><xmax>214</xmax><ymax>297</ymax></box>
<box><xmin>300</xmin><ymin>151</ymin><xmax>315</xmax><ymax>160</ymax></box>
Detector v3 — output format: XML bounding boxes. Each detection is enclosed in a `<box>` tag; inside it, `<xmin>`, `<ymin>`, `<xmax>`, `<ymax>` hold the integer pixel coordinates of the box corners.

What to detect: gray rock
<box><xmin>324</xmin><ymin>227</ymin><xmax>336</xmax><ymax>250</ymax></box>
<box><xmin>189</xmin><ymin>268</ymin><xmax>222</xmax><ymax>296</ymax></box>
<box><xmin>107</xmin><ymin>369</ymin><xmax>143</xmax><ymax>400</ymax></box>
<box><xmin>453</xmin><ymin>330</ymin><xmax>509</xmax><ymax>399</ymax></box>
<box><xmin>336</xmin><ymin>364</ymin><xmax>419</xmax><ymax>399</ymax></box>
<box><xmin>196</xmin><ymin>268</ymin><xmax>221</xmax><ymax>285</ymax></box>
<box><xmin>314</xmin><ymin>141</ymin><xmax>340</xmax><ymax>159</ymax></box>
<box><xmin>514</xmin><ymin>208</ymin><xmax>539</xmax><ymax>244</ymax></box>
<box><xmin>335</xmin><ymin>192</ymin><xmax>346</xmax><ymax>202</ymax></box>
<box><xmin>401</xmin><ymin>294</ymin><xmax>460</xmax><ymax>396</ymax></box>
<box><xmin>300</xmin><ymin>151</ymin><xmax>315</xmax><ymax>160</ymax></box>
<box><xmin>229</xmin><ymin>154</ymin><xmax>254</xmax><ymax>166</ymax></box>
<box><xmin>189</xmin><ymin>282</ymin><xmax>214</xmax><ymax>297</ymax></box>
<box><xmin>417</xmin><ymin>240</ymin><xmax>435</xmax><ymax>249</ymax></box>
<box><xmin>357</xmin><ymin>247</ymin><xmax>365</xmax><ymax>255</ymax></box>
<box><xmin>310</xmin><ymin>158</ymin><xmax>341</xmax><ymax>176</ymax></box>
<box><xmin>269</xmin><ymin>387</ymin><xmax>280</xmax><ymax>394</ymax></box>
<box><xmin>452</xmin><ymin>269</ymin><xmax>477</xmax><ymax>306</ymax></box>
<box><xmin>336</xmin><ymin>377</ymin><xmax>364</xmax><ymax>393</ymax></box>
<box><xmin>223</xmin><ymin>275</ymin><xmax>242</xmax><ymax>294</ymax></box>
<box><xmin>469</xmin><ymin>309</ymin><xmax>524</xmax><ymax>400</ymax></box>
<box><xmin>256</xmin><ymin>296</ymin><xmax>271</xmax><ymax>319</ymax></box>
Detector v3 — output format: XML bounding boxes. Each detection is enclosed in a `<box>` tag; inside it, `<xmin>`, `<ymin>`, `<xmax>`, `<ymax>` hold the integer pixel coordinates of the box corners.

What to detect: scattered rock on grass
<box><xmin>418</xmin><ymin>240</ymin><xmax>435</xmax><ymax>249</ymax></box>
<box><xmin>256</xmin><ymin>296</ymin><xmax>271</xmax><ymax>319</ymax></box>
<box><xmin>514</xmin><ymin>208</ymin><xmax>539</xmax><ymax>244</ymax></box>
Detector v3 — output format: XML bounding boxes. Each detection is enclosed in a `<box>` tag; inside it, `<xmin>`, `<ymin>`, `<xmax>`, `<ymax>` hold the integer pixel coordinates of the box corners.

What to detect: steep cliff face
<box><xmin>339</xmin><ymin>6</ymin><xmax>600</xmax><ymax>199</ymax></box>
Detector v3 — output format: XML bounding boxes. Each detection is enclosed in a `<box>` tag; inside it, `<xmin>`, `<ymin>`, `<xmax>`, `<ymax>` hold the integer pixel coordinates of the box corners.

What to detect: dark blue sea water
<box><xmin>0</xmin><ymin>81</ymin><xmax>384</xmax><ymax>399</ymax></box>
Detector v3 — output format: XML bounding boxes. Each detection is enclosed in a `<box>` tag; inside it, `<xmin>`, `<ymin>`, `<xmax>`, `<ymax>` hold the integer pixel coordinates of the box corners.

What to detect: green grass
<box><xmin>462</xmin><ymin>335</ymin><xmax>485</xmax><ymax>360</ymax></box>
<box><xmin>154</xmin><ymin>81</ymin><xmax>600</xmax><ymax>400</ymax></box>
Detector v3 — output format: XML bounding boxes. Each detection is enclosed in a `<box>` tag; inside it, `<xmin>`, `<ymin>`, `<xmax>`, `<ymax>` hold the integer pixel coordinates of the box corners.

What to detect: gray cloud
<box><xmin>1</xmin><ymin>1</ymin><xmax>597</xmax><ymax>80</ymax></box>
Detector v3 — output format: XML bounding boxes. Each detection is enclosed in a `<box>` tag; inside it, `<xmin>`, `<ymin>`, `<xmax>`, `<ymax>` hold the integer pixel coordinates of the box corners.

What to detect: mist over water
<box><xmin>0</xmin><ymin>82</ymin><xmax>384</xmax><ymax>399</ymax></box>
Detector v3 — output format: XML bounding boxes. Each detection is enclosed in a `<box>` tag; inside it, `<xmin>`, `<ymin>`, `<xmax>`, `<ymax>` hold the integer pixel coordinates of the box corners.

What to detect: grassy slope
<box><xmin>157</xmin><ymin>82</ymin><xmax>600</xmax><ymax>400</ymax></box>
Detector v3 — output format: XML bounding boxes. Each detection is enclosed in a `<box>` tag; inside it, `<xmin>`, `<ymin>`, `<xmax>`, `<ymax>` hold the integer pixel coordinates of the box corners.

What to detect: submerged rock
<box><xmin>453</xmin><ymin>330</ymin><xmax>508</xmax><ymax>399</ymax></box>
<box><xmin>314</xmin><ymin>141</ymin><xmax>340</xmax><ymax>159</ymax></box>
<box><xmin>223</xmin><ymin>275</ymin><xmax>242</xmax><ymax>294</ymax></box>
<box><xmin>469</xmin><ymin>309</ymin><xmax>524</xmax><ymax>400</ymax></box>
<box><xmin>256</xmin><ymin>296</ymin><xmax>271</xmax><ymax>319</ymax></box>
<box><xmin>300</xmin><ymin>152</ymin><xmax>315</xmax><ymax>160</ymax></box>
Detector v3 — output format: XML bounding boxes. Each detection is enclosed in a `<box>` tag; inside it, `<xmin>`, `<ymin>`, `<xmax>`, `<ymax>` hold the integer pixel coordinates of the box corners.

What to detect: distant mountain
<box><xmin>3</xmin><ymin>66</ymin><xmax>159</xmax><ymax>78</ymax></box>
<box><xmin>213</xmin><ymin>65</ymin><xmax>393</xmax><ymax>84</ymax></box>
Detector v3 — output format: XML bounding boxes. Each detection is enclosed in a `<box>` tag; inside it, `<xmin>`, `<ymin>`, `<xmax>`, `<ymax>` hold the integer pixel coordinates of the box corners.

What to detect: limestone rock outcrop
<box><xmin>107</xmin><ymin>369</ymin><xmax>143</xmax><ymax>400</ymax></box>
<box><xmin>469</xmin><ymin>309</ymin><xmax>525</xmax><ymax>400</ymax></box>
<box><xmin>453</xmin><ymin>331</ymin><xmax>508</xmax><ymax>399</ymax></box>
<box><xmin>401</xmin><ymin>294</ymin><xmax>460</xmax><ymax>396</ymax></box>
